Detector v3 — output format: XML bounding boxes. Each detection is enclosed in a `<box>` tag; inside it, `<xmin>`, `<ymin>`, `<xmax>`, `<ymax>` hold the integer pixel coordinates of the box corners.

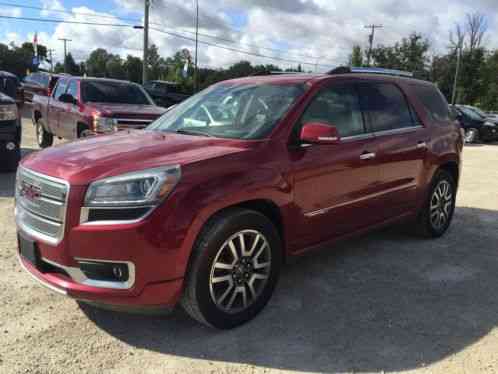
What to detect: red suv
<box><xmin>16</xmin><ymin>68</ymin><xmax>463</xmax><ymax>329</ymax></box>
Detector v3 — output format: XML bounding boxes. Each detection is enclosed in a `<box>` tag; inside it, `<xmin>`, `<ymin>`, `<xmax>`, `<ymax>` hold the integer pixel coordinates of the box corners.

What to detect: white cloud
<box><xmin>13</xmin><ymin>0</ymin><xmax>498</xmax><ymax>70</ymax></box>
<box><xmin>40</xmin><ymin>0</ymin><xmax>66</xmax><ymax>17</ymax></box>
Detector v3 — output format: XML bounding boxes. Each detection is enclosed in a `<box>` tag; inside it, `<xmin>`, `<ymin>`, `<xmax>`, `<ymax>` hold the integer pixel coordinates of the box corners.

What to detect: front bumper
<box><xmin>480</xmin><ymin>125</ymin><xmax>498</xmax><ymax>141</ymax></box>
<box><xmin>18</xmin><ymin>250</ymin><xmax>183</xmax><ymax>309</ymax></box>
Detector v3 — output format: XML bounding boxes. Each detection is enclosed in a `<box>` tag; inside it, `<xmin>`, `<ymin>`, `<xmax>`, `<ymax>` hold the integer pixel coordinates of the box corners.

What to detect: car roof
<box><xmin>220</xmin><ymin>72</ymin><xmax>433</xmax><ymax>87</ymax></box>
<box><xmin>0</xmin><ymin>71</ymin><xmax>18</xmax><ymax>79</ymax></box>
<box><xmin>77</xmin><ymin>77</ymin><xmax>137</xmax><ymax>85</ymax></box>
<box><xmin>148</xmin><ymin>80</ymin><xmax>178</xmax><ymax>85</ymax></box>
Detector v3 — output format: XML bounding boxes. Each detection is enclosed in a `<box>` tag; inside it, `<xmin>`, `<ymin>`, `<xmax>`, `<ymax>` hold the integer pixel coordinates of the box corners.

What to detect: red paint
<box><xmin>18</xmin><ymin>73</ymin><xmax>462</xmax><ymax>308</ymax></box>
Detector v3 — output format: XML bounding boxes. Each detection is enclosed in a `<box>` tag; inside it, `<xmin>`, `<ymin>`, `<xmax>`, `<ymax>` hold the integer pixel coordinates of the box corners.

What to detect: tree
<box><xmin>466</xmin><ymin>12</ymin><xmax>487</xmax><ymax>52</ymax></box>
<box><xmin>86</xmin><ymin>48</ymin><xmax>111</xmax><ymax>77</ymax></box>
<box><xmin>124</xmin><ymin>55</ymin><xmax>142</xmax><ymax>83</ymax></box>
<box><xmin>106</xmin><ymin>55</ymin><xmax>126</xmax><ymax>80</ymax></box>
<box><xmin>64</xmin><ymin>53</ymin><xmax>80</xmax><ymax>75</ymax></box>
<box><xmin>350</xmin><ymin>45</ymin><xmax>363</xmax><ymax>67</ymax></box>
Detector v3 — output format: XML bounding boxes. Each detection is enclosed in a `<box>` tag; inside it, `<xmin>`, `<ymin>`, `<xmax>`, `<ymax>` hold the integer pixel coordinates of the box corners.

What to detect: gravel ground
<box><xmin>1</xmin><ymin>108</ymin><xmax>498</xmax><ymax>374</ymax></box>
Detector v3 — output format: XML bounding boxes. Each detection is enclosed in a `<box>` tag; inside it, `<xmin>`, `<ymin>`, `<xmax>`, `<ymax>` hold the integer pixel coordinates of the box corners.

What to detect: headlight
<box><xmin>0</xmin><ymin>104</ymin><xmax>18</xmax><ymax>121</ymax></box>
<box><xmin>484</xmin><ymin>121</ymin><xmax>496</xmax><ymax>127</ymax></box>
<box><xmin>93</xmin><ymin>115</ymin><xmax>117</xmax><ymax>133</ymax></box>
<box><xmin>84</xmin><ymin>165</ymin><xmax>181</xmax><ymax>207</ymax></box>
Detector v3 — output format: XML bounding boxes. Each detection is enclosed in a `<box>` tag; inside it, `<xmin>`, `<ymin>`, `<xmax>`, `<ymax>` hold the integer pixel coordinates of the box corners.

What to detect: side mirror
<box><xmin>59</xmin><ymin>93</ymin><xmax>77</xmax><ymax>105</ymax></box>
<box><xmin>300</xmin><ymin>122</ymin><xmax>341</xmax><ymax>145</ymax></box>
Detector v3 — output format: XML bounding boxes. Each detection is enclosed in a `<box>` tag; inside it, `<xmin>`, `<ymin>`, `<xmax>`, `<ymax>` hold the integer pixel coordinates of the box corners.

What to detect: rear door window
<box><xmin>410</xmin><ymin>84</ymin><xmax>451</xmax><ymax>123</ymax></box>
<box><xmin>299</xmin><ymin>84</ymin><xmax>365</xmax><ymax>138</ymax></box>
<box><xmin>53</xmin><ymin>78</ymin><xmax>68</xmax><ymax>100</ymax></box>
<box><xmin>66</xmin><ymin>80</ymin><xmax>78</xmax><ymax>101</ymax></box>
<box><xmin>358</xmin><ymin>83</ymin><xmax>415</xmax><ymax>132</ymax></box>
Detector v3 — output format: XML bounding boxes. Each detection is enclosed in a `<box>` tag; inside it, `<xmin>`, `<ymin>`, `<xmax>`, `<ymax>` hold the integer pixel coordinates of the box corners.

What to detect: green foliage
<box><xmin>64</xmin><ymin>53</ymin><xmax>80</xmax><ymax>75</ymax></box>
<box><xmin>0</xmin><ymin>42</ymin><xmax>49</xmax><ymax>77</ymax></box>
<box><xmin>350</xmin><ymin>45</ymin><xmax>363</xmax><ymax>67</ymax></box>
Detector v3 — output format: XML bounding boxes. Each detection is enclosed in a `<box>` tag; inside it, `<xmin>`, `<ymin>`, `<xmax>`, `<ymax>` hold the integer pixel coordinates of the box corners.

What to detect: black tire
<box><xmin>181</xmin><ymin>208</ymin><xmax>282</xmax><ymax>329</ymax></box>
<box><xmin>36</xmin><ymin>120</ymin><xmax>53</xmax><ymax>148</ymax></box>
<box><xmin>415</xmin><ymin>169</ymin><xmax>456</xmax><ymax>238</ymax></box>
<box><xmin>0</xmin><ymin>147</ymin><xmax>21</xmax><ymax>172</ymax></box>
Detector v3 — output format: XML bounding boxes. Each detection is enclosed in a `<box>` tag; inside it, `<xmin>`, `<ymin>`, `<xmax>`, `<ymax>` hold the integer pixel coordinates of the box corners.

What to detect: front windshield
<box><xmin>460</xmin><ymin>106</ymin><xmax>485</xmax><ymax>121</ymax></box>
<box><xmin>147</xmin><ymin>82</ymin><xmax>306</xmax><ymax>140</ymax></box>
<box><xmin>82</xmin><ymin>81</ymin><xmax>152</xmax><ymax>105</ymax></box>
<box><xmin>467</xmin><ymin>106</ymin><xmax>487</xmax><ymax>118</ymax></box>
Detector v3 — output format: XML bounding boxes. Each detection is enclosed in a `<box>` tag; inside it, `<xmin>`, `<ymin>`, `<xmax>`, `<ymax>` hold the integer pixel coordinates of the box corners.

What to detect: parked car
<box><xmin>22</xmin><ymin>72</ymin><xmax>66</xmax><ymax>103</ymax></box>
<box><xmin>451</xmin><ymin>104</ymin><xmax>498</xmax><ymax>143</ymax></box>
<box><xmin>0</xmin><ymin>92</ymin><xmax>21</xmax><ymax>172</ymax></box>
<box><xmin>143</xmin><ymin>80</ymin><xmax>190</xmax><ymax>108</ymax></box>
<box><xmin>17</xmin><ymin>67</ymin><xmax>462</xmax><ymax>329</ymax></box>
<box><xmin>0</xmin><ymin>71</ymin><xmax>24</xmax><ymax>107</ymax></box>
<box><xmin>31</xmin><ymin>77</ymin><xmax>166</xmax><ymax>148</ymax></box>
<box><xmin>464</xmin><ymin>105</ymin><xmax>498</xmax><ymax>125</ymax></box>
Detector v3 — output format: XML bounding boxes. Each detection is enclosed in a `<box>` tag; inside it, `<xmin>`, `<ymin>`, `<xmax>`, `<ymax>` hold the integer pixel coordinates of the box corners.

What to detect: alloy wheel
<box><xmin>430</xmin><ymin>180</ymin><xmax>454</xmax><ymax>230</ymax></box>
<box><xmin>209</xmin><ymin>229</ymin><xmax>272</xmax><ymax>314</ymax></box>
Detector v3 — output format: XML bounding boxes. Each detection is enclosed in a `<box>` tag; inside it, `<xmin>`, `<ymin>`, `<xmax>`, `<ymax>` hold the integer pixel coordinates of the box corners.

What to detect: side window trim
<box><xmin>291</xmin><ymin>81</ymin><xmax>368</xmax><ymax>143</ymax></box>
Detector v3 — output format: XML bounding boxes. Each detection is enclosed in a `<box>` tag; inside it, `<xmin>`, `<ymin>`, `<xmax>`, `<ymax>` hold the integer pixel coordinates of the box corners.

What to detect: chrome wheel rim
<box><xmin>209</xmin><ymin>229</ymin><xmax>272</xmax><ymax>314</ymax></box>
<box><xmin>464</xmin><ymin>128</ymin><xmax>477</xmax><ymax>143</ymax></box>
<box><xmin>430</xmin><ymin>180</ymin><xmax>453</xmax><ymax>230</ymax></box>
<box><xmin>36</xmin><ymin>123</ymin><xmax>43</xmax><ymax>145</ymax></box>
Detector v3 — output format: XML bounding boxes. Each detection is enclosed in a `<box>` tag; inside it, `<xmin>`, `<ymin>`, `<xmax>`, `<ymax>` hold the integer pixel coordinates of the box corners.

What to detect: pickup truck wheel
<box><xmin>181</xmin><ymin>208</ymin><xmax>282</xmax><ymax>329</ymax></box>
<box><xmin>36</xmin><ymin>120</ymin><xmax>53</xmax><ymax>148</ymax></box>
<box><xmin>415</xmin><ymin>170</ymin><xmax>456</xmax><ymax>238</ymax></box>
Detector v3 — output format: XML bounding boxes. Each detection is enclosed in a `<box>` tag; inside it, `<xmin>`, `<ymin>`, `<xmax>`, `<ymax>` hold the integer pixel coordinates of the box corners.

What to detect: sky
<box><xmin>1</xmin><ymin>0</ymin><xmax>498</xmax><ymax>72</ymax></box>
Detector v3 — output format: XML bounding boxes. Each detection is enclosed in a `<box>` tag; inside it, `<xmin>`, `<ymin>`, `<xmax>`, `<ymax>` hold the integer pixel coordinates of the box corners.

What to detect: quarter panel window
<box><xmin>411</xmin><ymin>84</ymin><xmax>451</xmax><ymax>123</ymax></box>
<box><xmin>300</xmin><ymin>84</ymin><xmax>365</xmax><ymax>138</ymax></box>
<box><xmin>359</xmin><ymin>83</ymin><xmax>414</xmax><ymax>132</ymax></box>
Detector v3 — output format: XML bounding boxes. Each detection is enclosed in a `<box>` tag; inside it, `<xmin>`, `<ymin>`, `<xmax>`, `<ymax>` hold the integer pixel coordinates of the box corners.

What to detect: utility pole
<box><xmin>47</xmin><ymin>49</ymin><xmax>55</xmax><ymax>72</ymax></box>
<box><xmin>142</xmin><ymin>0</ymin><xmax>150</xmax><ymax>84</ymax></box>
<box><xmin>364</xmin><ymin>24</ymin><xmax>383</xmax><ymax>66</ymax></box>
<box><xmin>58</xmin><ymin>38</ymin><xmax>71</xmax><ymax>73</ymax></box>
<box><xmin>451</xmin><ymin>45</ymin><xmax>462</xmax><ymax>105</ymax></box>
<box><xmin>194</xmin><ymin>0</ymin><xmax>199</xmax><ymax>93</ymax></box>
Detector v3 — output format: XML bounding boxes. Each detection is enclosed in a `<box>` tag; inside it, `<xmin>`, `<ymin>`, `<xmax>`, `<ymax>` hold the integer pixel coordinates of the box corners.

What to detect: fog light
<box><xmin>6</xmin><ymin>142</ymin><xmax>16</xmax><ymax>151</ymax></box>
<box><xmin>78</xmin><ymin>261</ymin><xmax>129</xmax><ymax>283</ymax></box>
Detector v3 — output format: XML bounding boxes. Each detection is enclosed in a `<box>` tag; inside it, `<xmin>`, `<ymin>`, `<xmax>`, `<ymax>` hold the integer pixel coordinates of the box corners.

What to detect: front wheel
<box><xmin>415</xmin><ymin>170</ymin><xmax>456</xmax><ymax>238</ymax></box>
<box><xmin>36</xmin><ymin>120</ymin><xmax>53</xmax><ymax>148</ymax></box>
<box><xmin>181</xmin><ymin>208</ymin><xmax>282</xmax><ymax>329</ymax></box>
<box><xmin>464</xmin><ymin>128</ymin><xmax>479</xmax><ymax>143</ymax></box>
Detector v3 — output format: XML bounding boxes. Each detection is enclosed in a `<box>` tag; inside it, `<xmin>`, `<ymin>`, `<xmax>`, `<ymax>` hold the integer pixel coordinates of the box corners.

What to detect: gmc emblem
<box><xmin>19</xmin><ymin>182</ymin><xmax>42</xmax><ymax>202</ymax></box>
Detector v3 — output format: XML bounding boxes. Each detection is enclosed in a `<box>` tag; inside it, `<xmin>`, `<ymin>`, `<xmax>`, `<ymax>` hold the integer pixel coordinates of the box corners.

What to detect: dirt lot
<box><xmin>1</xmin><ymin>109</ymin><xmax>498</xmax><ymax>374</ymax></box>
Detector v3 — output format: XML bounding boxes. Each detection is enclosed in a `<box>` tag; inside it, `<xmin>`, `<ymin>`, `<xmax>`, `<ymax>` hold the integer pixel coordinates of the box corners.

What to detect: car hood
<box><xmin>21</xmin><ymin>130</ymin><xmax>252</xmax><ymax>185</ymax></box>
<box><xmin>87</xmin><ymin>103</ymin><xmax>166</xmax><ymax>118</ymax></box>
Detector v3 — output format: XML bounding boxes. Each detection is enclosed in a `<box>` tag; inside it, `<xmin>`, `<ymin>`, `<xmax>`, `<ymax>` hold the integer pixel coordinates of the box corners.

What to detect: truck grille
<box><xmin>15</xmin><ymin>167</ymin><xmax>69</xmax><ymax>245</ymax></box>
<box><xmin>115</xmin><ymin>118</ymin><xmax>154</xmax><ymax>130</ymax></box>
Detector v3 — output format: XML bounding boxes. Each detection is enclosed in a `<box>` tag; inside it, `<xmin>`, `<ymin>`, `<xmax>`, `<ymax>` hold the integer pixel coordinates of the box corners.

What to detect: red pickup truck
<box><xmin>32</xmin><ymin>77</ymin><xmax>166</xmax><ymax>148</ymax></box>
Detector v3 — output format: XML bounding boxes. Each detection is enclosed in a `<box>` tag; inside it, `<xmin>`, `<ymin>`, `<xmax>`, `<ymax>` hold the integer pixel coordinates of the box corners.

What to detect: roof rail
<box><xmin>328</xmin><ymin>66</ymin><xmax>414</xmax><ymax>78</ymax></box>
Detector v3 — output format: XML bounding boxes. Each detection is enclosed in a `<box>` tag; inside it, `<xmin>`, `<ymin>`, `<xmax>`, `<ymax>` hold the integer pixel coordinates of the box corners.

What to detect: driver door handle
<box><xmin>417</xmin><ymin>141</ymin><xmax>428</xmax><ymax>149</ymax></box>
<box><xmin>360</xmin><ymin>151</ymin><xmax>376</xmax><ymax>160</ymax></box>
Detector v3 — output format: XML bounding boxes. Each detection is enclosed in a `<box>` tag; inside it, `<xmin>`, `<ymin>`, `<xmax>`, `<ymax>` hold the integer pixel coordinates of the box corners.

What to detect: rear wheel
<box><xmin>36</xmin><ymin>120</ymin><xmax>53</xmax><ymax>148</ymax></box>
<box><xmin>181</xmin><ymin>208</ymin><xmax>282</xmax><ymax>329</ymax></box>
<box><xmin>415</xmin><ymin>170</ymin><xmax>456</xmax><ymax>238</ymax></box>
<box><xmin>464</xmin><ymin>128</ymin><xmax>479</xmax><ymax>143</ymax></box>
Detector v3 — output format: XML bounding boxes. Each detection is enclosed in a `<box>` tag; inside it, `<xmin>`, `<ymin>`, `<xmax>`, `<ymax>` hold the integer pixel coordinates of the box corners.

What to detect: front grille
<box><xmin>15</xmin><ymin>167</ymin><xmax>69</xmax><ymax>245</ymax></box>
<box><xmin>115</xmin><ymin>118</ymin><xmax>154</xmax><ymax>130</ymax></box>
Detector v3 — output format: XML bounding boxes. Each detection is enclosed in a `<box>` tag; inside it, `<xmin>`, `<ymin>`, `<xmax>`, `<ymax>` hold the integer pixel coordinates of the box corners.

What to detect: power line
<box><xmin>150</xmin><ymin>27</ymin><xmax>336</xmax><ymax>67</ymax></box>
<box><xmin>0</xmin><ymin>14</ymin><xmax>339</xmax><ymax>68</ymax></box>
<box><xmin>0</xmin><ymin>1</ymin><xmax>335</xmax><ymax>63</ymax></box>
<box><xmin>0</xmin><ymin>15</ymin><xmax>132</xmax><ymax>28</ymax></box>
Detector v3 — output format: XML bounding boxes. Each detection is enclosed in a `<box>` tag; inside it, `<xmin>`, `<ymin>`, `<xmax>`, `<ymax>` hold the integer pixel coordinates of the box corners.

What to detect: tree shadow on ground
<box><xmin>81</xmin><ymin>206</ymin><xmax>498</xmax><ymax>373</ymax></box>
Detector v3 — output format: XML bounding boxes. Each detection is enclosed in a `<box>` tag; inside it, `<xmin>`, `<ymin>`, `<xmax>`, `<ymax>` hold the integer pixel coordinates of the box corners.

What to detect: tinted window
<box><xmin>39</xmin><ymin>74</ymin><xmax>50</xmax><ymax>87</ymax></box>
<box><xmin>53</xmin><ymin>79</ymin><xmax>68</xmax><ymax>100</ymax></box>
<box><xmin>411</xmin><ymin>84</ymin><xmax>450</xmax><ymax>123</ymax></box>
<box><xmin>81</xmin><ymin>81</ymin><xmax>151</xmax><ymax>105</ymax></box>
<box><xmin>66</xmin><ymin>80</ymin><xmax>78</xmax><ymax>100</ymax></box>
<box><xmin>359</xmin><ymin>83</ymin><xmax>414</xmax><ymax>132</ymax></box>
<box><xmin>300</xmin><ymin>84</ymin><xmax>365</xmax><ymax>137</ymax></box>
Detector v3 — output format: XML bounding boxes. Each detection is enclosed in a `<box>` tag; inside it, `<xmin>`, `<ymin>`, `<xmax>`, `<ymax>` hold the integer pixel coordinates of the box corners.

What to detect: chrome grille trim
<box><xmin>15</xmin><ymin>167</ymin><xmax>70</xmax><ymax>245</ymax></box>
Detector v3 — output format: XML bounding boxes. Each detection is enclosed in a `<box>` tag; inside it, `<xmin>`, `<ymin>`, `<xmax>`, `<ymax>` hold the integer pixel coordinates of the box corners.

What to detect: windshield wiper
<box><xmin>176</xmin><ymin>129</ymin><xmax>213</xmax><ymax>137</ymax></box>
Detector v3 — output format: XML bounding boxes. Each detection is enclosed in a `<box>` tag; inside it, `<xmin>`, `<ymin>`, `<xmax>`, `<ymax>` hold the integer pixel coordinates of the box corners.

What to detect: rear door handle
<box><xmin>360</xmin><ymin>152</ymin><xmax>376</xmax><ymax>160</ymax></box>
<box><xmin>417</xmin><ymin>141</ymin><xmax>427</xmax><ymax>149</ymax></box>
